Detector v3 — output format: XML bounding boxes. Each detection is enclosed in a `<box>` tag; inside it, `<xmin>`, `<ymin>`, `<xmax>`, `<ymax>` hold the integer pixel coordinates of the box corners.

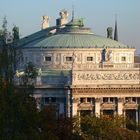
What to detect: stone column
<box><xmin>60</xmin><ymin>54</ymin><xmax>63</xmax><ymax>65</ymax></box>
<box><xmin>66</xmin><ymin>87</ymin><xmax>71</xmax><ymax>117</ymax></box>
<box><xmin>36</xmin><ymin>76</ymin><xmax>42</xmax><ymax>85</ymax></box>
<box><xmin>118</xmin><ymin>98</ymin><xmax>124</xmax><ymax>115</ymax></box>
<box><xmin>72</xmin><ymin>98</ymin><xmax>79</xmax><ymax>116</ymax></box>
<box><xmin>95</xmin><ymin>98</ymin><xmax>101</xmax><ymax>117</ymax></box>
<box><xmin>35</xmin><ymin>97</ymin><xmax>41</xmax><ymax>110</ymax></box>
<box><xmin>59</xmin><ymin>103</ymin><xmax>64</xmax><ymax>115</ymax></box>
<box><xmin>123</xmin><ymin>109</ymin><xmax>126</xmax><ymax>128</ymax></box>
<box><xmin>138</xmin><ymin>108</ymin><xmax>140</xmax><ymax>125</ymax></box>
<box><xmin>136</xmin><ymin>98</ymin><xmax>139</xmax><ymax>124</ymax></box>
<box><xmin>136</xmin><ymin>109</ymin><xmax>138</xmax><ymax>124</ymax></box>
<box><xmin>137</xmin><ymin>98</ymin><xmax>140</xmax><ymax>124</ymax></box>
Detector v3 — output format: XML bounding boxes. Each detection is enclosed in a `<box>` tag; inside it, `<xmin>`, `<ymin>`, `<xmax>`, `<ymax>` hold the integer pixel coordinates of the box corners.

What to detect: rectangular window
<box><xmin>66</xmin><ymin>57</ymin><xmax>72</xmax><ymax>61</ymax></box>
<box><xmin>44</xmin><ymin>97</ymin><xmax>49</xmax><ymax>103</ymax></box>
<box><xmin>132</xmin><ymin>97</ymin><xmax>136</xmax><ymax>102</ymax></box>
<box><xmin>103</xmin><ymin>98</ymin><xmax>108</xmax><ymax>103</ymax></box>
<box><xmin>87</xmin><ymin>57</ymin><xmax>93</xmax><ymax>61</ymax></box>
<box><xmin>51</xmin><ymin>97</ymin><xmax>56</xmax><ymax>103</ymax></box>
<box><xmin>121</xmin><ymin>56</ymin><xmax>126</xmax><ymax>61</ymax></box>
<box><xmin>25</xmin><ymin>57</ymin><xmax>28</xmax><ymax>63</ymax></box>
<box><xmin>21</xmin><ymin>57</ymin><xmax>24</xmax><ymax>63</ymax></box>
<box><xmin>80</xmin><ymin>98</ymin><xmax>86</xmax><ymax>103</ymax></box>
<box><xmin>87</xmin><ymin>98</ymin><xmax>92</xmax><ymax>103</ymax></box>
<box><xmin>110</xmin><ymin>98</ymin><xmax>114</xmax><ymax>102</ymax></box>
<box><xmin>45</xmin><ymin>56</ymin><xmax>51</xmax><ymax>61</ymax></box>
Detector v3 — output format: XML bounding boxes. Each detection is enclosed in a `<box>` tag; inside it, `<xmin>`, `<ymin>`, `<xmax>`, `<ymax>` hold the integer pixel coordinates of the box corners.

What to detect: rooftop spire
<box><xmin>114</xmin><ymin>14</ymin><xmax>118</xmax><ymax>41</ymax></box>
<box><xmin>72</xmin><ymin>4</ymin><xmax>75</xmax><ymax>21</ymax></box>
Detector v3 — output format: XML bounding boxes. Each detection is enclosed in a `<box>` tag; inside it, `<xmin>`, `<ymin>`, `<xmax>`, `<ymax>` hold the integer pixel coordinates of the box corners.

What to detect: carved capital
<box><xmin>73</xmin><ymin>98</ymin><xmax>79</xmax><ymax>103</ymax></box>
<box><xmin>118</xmin><ymin>97</ymin><xmax>124</xmax><ymax>102</ymax></box>
<box><xmin>95</xmin><ymin>98</ymin><xmax>102</xmax><ymax>102</ymax></box>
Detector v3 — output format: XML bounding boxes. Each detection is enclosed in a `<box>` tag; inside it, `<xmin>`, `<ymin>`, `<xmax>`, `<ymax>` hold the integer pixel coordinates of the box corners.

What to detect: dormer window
<box><xmin>66</xmin><ymin>57</ymin><xmax>73</xmax><ymax>61</ymax></box>
<box><xmin>87</xmin><ymin>57</ymin><xmax>93</xmax><ymax>61</ymax></box>
<box><xmin>45</xmin><ymin>56</ymin><xmax>51</xmax><ymax>61</ymax></box>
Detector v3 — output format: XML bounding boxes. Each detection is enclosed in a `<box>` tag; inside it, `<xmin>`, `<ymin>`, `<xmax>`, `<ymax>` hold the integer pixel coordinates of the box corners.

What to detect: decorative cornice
<box><xmin>72</xmin><ymin>87</ymin><xmax>140</xmax><ymax>94</ymax></box>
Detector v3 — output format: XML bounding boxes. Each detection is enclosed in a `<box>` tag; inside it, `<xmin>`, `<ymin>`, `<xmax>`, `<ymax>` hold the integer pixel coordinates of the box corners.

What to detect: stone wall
<box><xmin>19</xmin><ymin>48</ymin><xmax>135</xmax><ymax>70</ymax></box>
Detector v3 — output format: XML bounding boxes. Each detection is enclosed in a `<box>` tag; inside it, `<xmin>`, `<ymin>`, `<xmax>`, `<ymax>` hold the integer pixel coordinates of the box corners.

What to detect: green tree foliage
<box><xmin>81</xmin><ymin>114</ymin><xmax>140</xmax><ymax>140</ymax></box>
<box><xmin>0</xmin><ymin>19</ymin><xmax>40</xmax><ymax>140</ymax></box>
<box><xmin>0</xmin><ymin>90</ymin><xmax>40</xmax><ymax>140</ymax></box>
<box><xmin>23</xmin><ymin>62</ymin><xmax>38</xmax><ymax>86</ymax></box>
<box><xmin>40</xmin><ymin>105</ymin><xmax>84</xmax><ymax>140</ymax></box>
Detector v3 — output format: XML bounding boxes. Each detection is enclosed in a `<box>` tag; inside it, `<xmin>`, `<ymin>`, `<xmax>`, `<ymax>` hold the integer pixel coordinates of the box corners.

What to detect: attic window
<box><xmin>45</xmin><ymin>56</ymin><xmax>51</xmax><ymax>61</ymax></box>
<box><xmin>121</xmin><ymin>56</ymin><xmax>126</xmax><ymax>61</ymax></box>
<box><xmin>66</xmin><ymin>57</ymin><xmax>72</xmax><ymax>61</ymax></box>
<box><xmin>87</xmin><ymin>57</ymin><xmax>93</xmax><ymax>61</ymax></box>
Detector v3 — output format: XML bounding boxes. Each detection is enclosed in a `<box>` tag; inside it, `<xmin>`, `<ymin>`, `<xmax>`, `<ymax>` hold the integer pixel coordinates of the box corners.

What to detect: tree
<box><xmin>0</xmin><ymin>18</ymin><xmax>40</xmax><ymax>140</ymax></box>
<box><xmin>81</xmin><ymin>114</ymin><xmax>140</xmax><ymax>140</ymax></box>
<box><xmin>40</xmin><ymin>105</ymin><xmax>84</xmax><ymax>140</ymax></box>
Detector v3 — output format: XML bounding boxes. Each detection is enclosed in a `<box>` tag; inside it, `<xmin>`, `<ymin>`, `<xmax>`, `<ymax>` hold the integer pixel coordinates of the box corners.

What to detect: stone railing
<box><xmin>73</xmin><ymin>63</ymin><xmax>140</xmax><ymax>70</ymax></box>
<box><xmin>41</xmin><ymin>63</ymin><xmax>140</xmax><ymax>71</ymax></box>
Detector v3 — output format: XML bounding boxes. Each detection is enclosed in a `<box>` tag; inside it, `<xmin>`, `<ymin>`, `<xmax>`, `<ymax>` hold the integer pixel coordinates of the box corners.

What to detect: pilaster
<box><xmin>118</xmin><ymin>97</ymin><xmax>124</xmax><ymax>115</ymax></box>
<box><xmin>72</xmin><ymin>98</ymin><xmax>79</xmax><ymax>116</ymax></box>
<box><xmin>95</xmin><ymin>98</ymin><xmax>101</xmax><ymax>117</ymax></box>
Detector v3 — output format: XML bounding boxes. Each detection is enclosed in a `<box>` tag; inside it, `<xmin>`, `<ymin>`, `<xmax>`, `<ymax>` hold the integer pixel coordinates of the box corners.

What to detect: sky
<box><xmin>0</xmin><ymin>0</ymin><xmax>140</xmax><ymax>54</ymax></box>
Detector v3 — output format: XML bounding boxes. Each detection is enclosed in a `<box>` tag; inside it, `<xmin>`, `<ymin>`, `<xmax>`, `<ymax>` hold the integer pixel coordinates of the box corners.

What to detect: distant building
<box><xmin>16</xmin><ymin>10</ymin><xmax>140</xmax><ymax>123</ymax></box>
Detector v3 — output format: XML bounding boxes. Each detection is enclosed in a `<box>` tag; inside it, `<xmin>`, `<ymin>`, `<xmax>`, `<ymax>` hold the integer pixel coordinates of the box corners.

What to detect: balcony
<box><xmin>101</xmin><ymin>102</ymin><xmax>116</xmax><ymax>110</ymax></box>
<box><xmin>73</xmin><ymin>63</ymin><xmax>140</xmax><ymax>70</ymax></box>
<box><xmin>41</xmin><ymin>63</ymin><xmax>140</xmax><ymax>71</ymax></box>
<box><xmin>124</xmin><ymin>102</ymin><xmax>139</xmax><ymax>110</ymax></box>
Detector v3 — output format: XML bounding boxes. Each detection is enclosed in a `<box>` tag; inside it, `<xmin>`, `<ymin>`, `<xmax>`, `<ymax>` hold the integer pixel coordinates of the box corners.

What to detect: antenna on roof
<box><xmin>114</xmin><ymin>14</ymin><xmax>118</xmax><ymax>41</ymax></box>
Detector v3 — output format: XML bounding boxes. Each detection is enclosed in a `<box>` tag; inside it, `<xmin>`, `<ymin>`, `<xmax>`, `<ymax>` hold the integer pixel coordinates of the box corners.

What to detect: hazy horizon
<box><xmin>0</xmin><ymin>0</ymin><xmax>140</xmax><ymax>54</ymax></box>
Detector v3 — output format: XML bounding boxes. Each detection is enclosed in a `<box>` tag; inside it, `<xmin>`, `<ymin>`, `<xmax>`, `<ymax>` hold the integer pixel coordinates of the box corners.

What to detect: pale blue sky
<box><xmin>0</xmin><ymin>0</ymin><xmax>140</xmax><ymax>54</ymax></box>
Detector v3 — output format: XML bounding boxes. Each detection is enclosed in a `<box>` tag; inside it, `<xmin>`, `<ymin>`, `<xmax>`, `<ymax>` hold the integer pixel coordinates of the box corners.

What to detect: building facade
<box><xmin>16</xmin><ymin>10</ymin><xmax>140</xmax><ymax>123</ymax></box>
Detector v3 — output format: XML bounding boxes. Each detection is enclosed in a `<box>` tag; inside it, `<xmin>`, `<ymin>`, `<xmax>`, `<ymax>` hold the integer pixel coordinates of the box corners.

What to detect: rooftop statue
<box><xmin>101</xmin><ymin>48</ymin><xmax>106</xmax><ymax>62</ymax></box>
<box><xmin>42</xmin><ymin>16</ymin><xmax>49</xmax><ymax>29</ymax></box>
<box><xmin>106</xmin><ymin>49</ymin><xmax>112</xmax><ymax>62</ymax></box>
<box><xmin>78</xmin><ymin>18</ymin><xmax>84</xmax><ymax>27</ymax></box>
<box><xmin>59</xmin><ymin>9</ymin><xmax>69</xmax><ymax>20</ymax></box>
<box><xmin>107</xmin><ymin>27</ymin><xmax>113</xmax><ymax>39</ymax></box>
<box><xmin>12</xmin><ymin>25</ymin><xmax>19</xmax><ymax>41</ymax></box>
<box><xmin>56</xmin><ymin>10</ymin><xmax>69</xmax><ymax>26</ymax></box>
<box><xmin>101</xmin><ymin>48</ymin><xmax>112</xmax><ymax>62</ymax></box>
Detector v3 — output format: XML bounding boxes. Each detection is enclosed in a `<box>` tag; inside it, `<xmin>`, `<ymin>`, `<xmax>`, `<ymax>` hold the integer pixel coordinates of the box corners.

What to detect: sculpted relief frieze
<box><xmin>73</xmin><ymin>72</ymin><xmax>140</xmax><ymax>82</ymax></box>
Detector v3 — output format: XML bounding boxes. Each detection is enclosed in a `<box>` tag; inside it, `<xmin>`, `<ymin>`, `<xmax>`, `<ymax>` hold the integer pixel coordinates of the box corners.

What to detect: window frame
<box><xmin>87</xmin><ymin>56</ymin><xmax>93</xmax><ymax>61</ymax></box>
<box><xmin>121</xmin><ymin>56</ymin><xmax>126</xmax><ymax>62</ymax></box>
<box><xmin>45</xmin><ymin>56</ymin><xmax>52</xmax><ymax>62</ymax></box>
<box><xmin>66</xmin><ymin>56</ymin><xmax>73</xmax><ymax>62</ymax></box>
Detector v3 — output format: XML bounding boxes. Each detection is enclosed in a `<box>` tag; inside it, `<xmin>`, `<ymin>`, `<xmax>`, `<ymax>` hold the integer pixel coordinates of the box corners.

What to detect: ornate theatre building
<box><xmin>16</xmin><ymin>10</ymin><xmax>140</xmax><ymax>123</ymax></box>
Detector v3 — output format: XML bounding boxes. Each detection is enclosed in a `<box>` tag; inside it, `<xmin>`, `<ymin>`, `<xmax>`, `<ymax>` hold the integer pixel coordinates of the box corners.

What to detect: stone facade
<box><xmin>16</xmin><ymin>12</ymin><xmax>140</xmax><ymax>123</ymax></box>
<box><xmin>19</xmin><ymin>48</ymin><xmax>135</xmax><ymax>70</ymax></box>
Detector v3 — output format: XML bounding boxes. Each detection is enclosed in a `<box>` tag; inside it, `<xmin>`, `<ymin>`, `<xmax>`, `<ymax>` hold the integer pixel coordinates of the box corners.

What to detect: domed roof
<box><xmin>34</xmin><ymin>33</ymin><xmax>127</xmax><ymax>48</ymax></box>
<box><xmin>20</xmin><ymin>19</ymin><xmax>128</xmax><ymax>49</ymax></box>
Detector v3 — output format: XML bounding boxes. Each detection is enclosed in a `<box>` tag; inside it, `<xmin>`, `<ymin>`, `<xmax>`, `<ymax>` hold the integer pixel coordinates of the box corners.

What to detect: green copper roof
<box><xmin>18</xmin><ymin>19</ymin><xmax>129</xmax><ymax>49</ymax></box>
<box><xmin>34</xmin><ymin>33</ymin><xmax>127</xmax><ymax>48</ymax></box>
<box><xmin>17</xmin><ymin>26</ymin><xmax>57</xmax><ymax>48</ymax></box>
<box><xmin>41</xmin><ymin>70</ymin><xmax>69</xmax><ymax>76</ymax></box>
